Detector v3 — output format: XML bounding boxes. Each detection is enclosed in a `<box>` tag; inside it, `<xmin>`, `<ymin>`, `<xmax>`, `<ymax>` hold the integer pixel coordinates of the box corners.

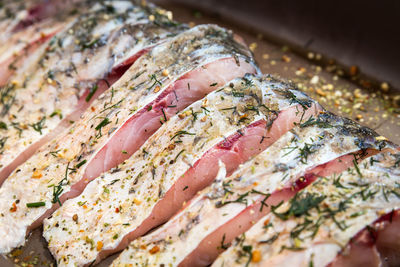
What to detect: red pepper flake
<box><xmin>149</xmin><ymin>245</ymin><xmax>160</xmax><ymax>254</ymax></box>
<box><xmin>115</xmin><ymin>207</ymin><xmax>120</xmax><ymax>213</ymax></box>
<box><xmin>252</xmin><ymin>250</ymin><xmax>262</xmax><ymax>262</ymax></box>
<box><xmin>10</xmin><ymin>202</ymin><xmax>17</xmax><ymax>212</ymax></box>
<box><xmin>96</xmin><ymin>241</ymin><xmax>103</xmax><ymax>251</ymax></box>
<box><xmin>32</xmin><ymin>170</ymin><xmax>42</xmax><ymax>179</ymax></box>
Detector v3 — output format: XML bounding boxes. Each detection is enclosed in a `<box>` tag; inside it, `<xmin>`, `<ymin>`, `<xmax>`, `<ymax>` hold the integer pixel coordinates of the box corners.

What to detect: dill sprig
<box><xmin>352</xmin><ymin>154</ymin><xmax>363</xmax><ymax>178</ymax></box>
<box><xmin>297</xmin><ymin>143</ymin><xmax>316</xmax><ymax>164</ymax></box>
<box><xmin>51</xmin><ymin>162</ymin><xmax>71</xmax><ymax>206</ymax></box>
<box><xmin>85</xmin><ymin>84</ymin><xmax>98</xmax><ymax>102</ymax></box>
<box><xmin>216</xmin><ymin>192</ymin><xmax>249</xmax><ymax>208</ymax></box>
<box><xmin>0</xmin><ymin>83</ymin><xmax>16</xmax><ymax>116</ymax></box>
<box><xmin>30</xmin><ymin>117</ymin><xmax>46</xmax><ymax>135</ymax></box>
<box><xmin>95</xmin><ymin>117</ymin><xmax>111</xmax><ymax>138</ymax></box>
<box><xmin>282</xmin><ymin>90</ymin><xmax>313</xmax><ymax>110</ymax></box>
<box><xmin>297</xmin><ymin>116</ymin><xmax>332</xmax><ymax>128</ymax></box>
<box><xmin>146</xmin><ymin>74</ymin><xmax>162</xmax><ymax>91</ymax></box>
<box><xmin>271</xmin><ymin>192</ymin><xmax>326</xmax><ymax>220</ymax></box>
<box><xmin>0</xmin><ymin>137</ymin><xmax>7</xmax><ymax>150</ymax></box>
<box><xmin>170</xmin><ymin>130</ymin><xmax>195</xmax><ymax>141</ymax></box>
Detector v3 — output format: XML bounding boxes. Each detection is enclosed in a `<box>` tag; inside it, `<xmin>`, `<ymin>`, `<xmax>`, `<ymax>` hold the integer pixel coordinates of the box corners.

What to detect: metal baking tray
<box><xmin>2</xmin><ymin>1</ymin><xmax>399</xmax><ymax>266</ymax></box>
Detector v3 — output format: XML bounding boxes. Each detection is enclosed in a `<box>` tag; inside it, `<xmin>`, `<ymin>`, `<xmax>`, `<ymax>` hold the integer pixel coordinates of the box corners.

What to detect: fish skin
<box><xmin>43</xmin><ymin>74</ymin><xmax>320</xmax><ymax>266</ymax></box>
<box><xmin>111</xmin><ymin>111</ymin><xmax>394</xmax><ymax>267</ymax></box>
<box><xmin>213</xmin><ymin>151</ymin><xmax>400</xmax><ymax>267</ymax></box>
<box><xmin>0</xmin><ymin>0</ymin><xmax>185</xmax><ymax>183</ymax></box>
<box><xmin>0</xmin><ymin>24</ymin><xmax>255</xmax><ymax>254</ymax></box>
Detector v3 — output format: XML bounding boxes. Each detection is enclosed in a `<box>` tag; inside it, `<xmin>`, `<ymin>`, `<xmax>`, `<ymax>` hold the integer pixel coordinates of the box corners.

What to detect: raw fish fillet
<box><xmin>214</xmin><ymin>151</ymin><xmax>400</xmax><ymax>267</ymax></box>
<box><xmin>0</xmin><ymin>0</ymin><xmax>184</xmax><ymax>183</ymax></box>
<box><xmin>44</xmin><ymin>74</ymin><xmax>320</xmax><ymax>266</ymax></box>
<box><xmin>0</xmin><ymin>24</ymin><xmax>256</xmax><ymax>254</ymax></box>
<box><xmin>112</xmin><ymin>112</ymin><xmax>394</xmax><ymax>267</ymax></box>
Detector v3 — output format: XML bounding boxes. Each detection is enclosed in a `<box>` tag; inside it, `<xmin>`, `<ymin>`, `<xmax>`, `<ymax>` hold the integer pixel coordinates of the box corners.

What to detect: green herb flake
<box><xmin>170</xmin><ymin>130</ymin><xmax>195</xmax><ymax>141</ymax></box>
<box><xmin>75</xmin><ymin>159</ymin><xmax>87</xmax><ymax>169</ymax></box>
<box><xmin>26</xmin><ymin>202</ymin><xmax>46</xmax><ymax>208</ymax></box>
<box><xmin>0</xmin><ymin>121</ymin><xmax>7</xmax><ymax>130</ymax></box>
<box><xmin>30</xmin><ymin>117</ymin><xmax>46</xmax><ymax>135</ymax></box>
<box><xmin>49</xmin><ymin>109</ymin><xmax>63</xmax><ymax>119</ymax></box>
<box><xmin>85</xmin><ymin>84</ymin><xmax>98</xmax><ymax>102</ymax></box>
<box><xmin>146</xmin><ymin>74</ymin><xmax>162</xmax><ymax>91</ymax></box>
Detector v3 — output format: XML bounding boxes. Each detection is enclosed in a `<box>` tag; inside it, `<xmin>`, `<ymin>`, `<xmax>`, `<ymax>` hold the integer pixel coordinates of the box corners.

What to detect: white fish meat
<box><xmin>44</xmin><ymin>74</ymin><xmax>320</xmax><ymax>266</ymax></box>
<box><xmin>112</xmin><ymin>112</ymin><xmax>394</xmax><ymax>267</ymax></box>
<box><xmin>0</xmin><ymin>0</ymin><xmax>184</xmax><ymax>182</ymax></box>
<box><xmin>0</xmin><ymin>24</ymin><xmax>256</xmax><ymax>254</ymax></box>
<box><xmin>214</xmin><ymin>151</ymin><xmax>400</xmax><ymax>267</ymax></box>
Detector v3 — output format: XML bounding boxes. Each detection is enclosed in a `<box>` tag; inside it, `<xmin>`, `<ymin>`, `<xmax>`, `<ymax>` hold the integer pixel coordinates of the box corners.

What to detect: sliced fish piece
<box><xmin>214</xmin><ymin>151</ymin><xmax>400</xmax><ymax>267</ymax></box>
<box><xmin>0</xmin><ymin>0</ymin><xmax>39</xmax><ymax>38</ymax></box>
<box><xmin>0</xmin><ymin>0</ymin><xmax>74</xmax><ymax>35</ymax></box>
<box><xmin>0</xmin><ymin>24</ymin><xmax>256</xmax><ymax>254</ymax></box>
<box><xmin>0</xmin><ymin>9</ymin><xmax>75</xmax><ymax>85</ymax></box>
<box><xmin>8</xmin><ymin>0</ymin><xmax>87</xmax><ymax>33</ymax></box>
<box><xmin>0</xmin><ymin>0</ymin><xmax>185</xmax><ymax>182</ymax></box>
<box><xmin>0</xmin><ymin>18</ymin><xmax>68</xmax><ymax>86</ymax></box>
<box><xmin>373</xmin><ymin>210</ymin><xmax>400</xmax><ymax>267</ymax></box>
<box><xmin>0</xmin><ymin>0</ymin><xmax>91</xmax><ymax>84</ymax></box>
<box><xmin>328</xmin><ymin>152</ymin><xmax>400</xmax><ymax>267</ymax></box>
<box><xmin>112</xmin><ymin>112</ymin><xmax>394</xmax><ymax>267</ymax></box>
<box><xmin>43</xmin><ymin>74</ymin><xmax>320</xmax><ymax>266</ymax></box>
